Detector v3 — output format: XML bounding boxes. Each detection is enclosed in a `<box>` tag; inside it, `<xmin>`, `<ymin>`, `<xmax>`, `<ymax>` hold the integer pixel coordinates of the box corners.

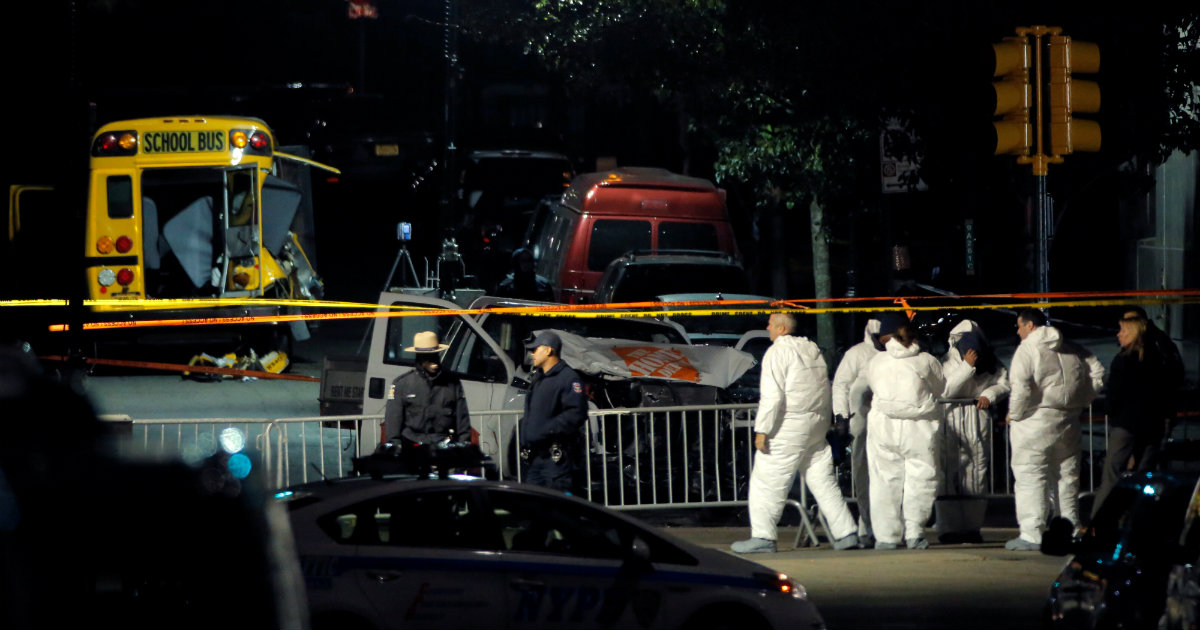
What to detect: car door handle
<box><xmin>367</xmin><ymin>570</ymin><xmax>403</xmax><ymax>583</ymax></box>
<box><xmin>511</xmin><ymin>578</ymin><xmax>545</xmax><ymax>588</ymax></box>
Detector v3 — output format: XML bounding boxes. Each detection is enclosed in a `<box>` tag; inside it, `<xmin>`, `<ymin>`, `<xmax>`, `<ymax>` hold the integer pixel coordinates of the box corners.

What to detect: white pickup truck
<box><xmin>358</xmin><ymin>293</ymin><xmax>756</xmax><ymax>477</ymax></box>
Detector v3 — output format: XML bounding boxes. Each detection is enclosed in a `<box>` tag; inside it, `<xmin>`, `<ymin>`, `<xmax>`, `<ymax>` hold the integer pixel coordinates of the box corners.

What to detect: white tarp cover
<box><xmin>548</xmin><ymin>330</ymin><xmax>756</xmax><ymax>388</ymax></box>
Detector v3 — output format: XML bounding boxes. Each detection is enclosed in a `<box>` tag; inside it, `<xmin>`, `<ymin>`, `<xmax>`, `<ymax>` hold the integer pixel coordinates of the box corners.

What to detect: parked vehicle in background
<box><xmin>591</xmin><ymin>250</ymin><xmax>750</xmax><ymax>305</ymax></box>
<box><xmin>531</xmin><ymin>167</ymin><xmax>740</xmax><ymax>303</ymax></box>
<box><xmin>1042</xmin><ymin>471</ymin><xmax>1199</xmax><ymax>630</ymax></box>
<box><xmin>458</xmin><ymin>149</ymin><xmax>574</xmax><ymax>288</ymax></box>
<box><xmin>522</xmin><ymin>193</ymin><xmax>561</xmax><ymax>260</ymax></box>
<box><xmin>281</xmin><ymin>474</ymin><xmax>826</xmax><ymax>630</ymax></box>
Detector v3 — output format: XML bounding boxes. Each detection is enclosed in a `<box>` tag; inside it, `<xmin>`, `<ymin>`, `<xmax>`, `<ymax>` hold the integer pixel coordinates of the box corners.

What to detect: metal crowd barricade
<box><xmin>581</xmin><ymin>403</ymin><xmax>758</xmax><ymax>510</ymax></box>
<box><xmin>116</xmin><ymin>417</ymin><xmax>270</xmax><ymax>462</ymax></box>
<box><xmin>471</xmin><ymin>409</ymin><xmax>526</xmax><ymax>482</ymax></box>
<box><xmin>262</xmin><ymin>410</ymin><xmax>525</xmax><ymax>488</ymax></box>
<box><xmin>105</xmin><ymin>400</ymin><xmax>1112</xmax><ymax>509</ymax></box>
<box><xmin>991</xmin><ymin>400</ymin><xmax>1107</xmax><ymax>496</ymax></box>
<box><xmin>939</xmin><ymin>397</ymin><xmax>1108</xmax><ymax>497</ymax></box>
<box><xmin>265</xmin><ymin>415</ymin><xmax>379</xmax><ymax>488</ymax></box>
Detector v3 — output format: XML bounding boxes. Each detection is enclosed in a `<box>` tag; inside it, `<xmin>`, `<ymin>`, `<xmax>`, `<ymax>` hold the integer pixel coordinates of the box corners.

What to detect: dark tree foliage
<box><xmin>457</xmin><ymin>0</ymin><xmax>1199</xmax><ymax>300</ymax></box>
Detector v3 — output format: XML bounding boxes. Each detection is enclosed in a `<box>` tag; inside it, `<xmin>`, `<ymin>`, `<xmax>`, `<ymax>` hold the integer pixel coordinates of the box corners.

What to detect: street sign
<box><xmin>965</xmin><ymin>219</ymin><xmax>976</xmax><ymax>276</ymax></box>
<box><xmin>880</xmin><ymin>119</ymin><xmax>928</xmax><ymax>194</ymax></box>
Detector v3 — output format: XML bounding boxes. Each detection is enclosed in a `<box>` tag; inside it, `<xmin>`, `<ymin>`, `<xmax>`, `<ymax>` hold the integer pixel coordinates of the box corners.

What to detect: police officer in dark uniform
<box><xmin>384</xmin><ymin>331</ymin><xmax>471</xmax><ymax>446</ymax></box>
<box><xmin>519</xmin><ymin>331</ymin><xmax>588</xmax><ymax>491</ymax></box>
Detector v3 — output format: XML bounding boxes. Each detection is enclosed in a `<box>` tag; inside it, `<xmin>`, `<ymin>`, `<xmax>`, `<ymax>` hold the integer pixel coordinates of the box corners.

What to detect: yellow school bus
<box><xmin>85</xmin><ymin>116</ymin><xmax>335</xmax><ymax>319</ymax></box>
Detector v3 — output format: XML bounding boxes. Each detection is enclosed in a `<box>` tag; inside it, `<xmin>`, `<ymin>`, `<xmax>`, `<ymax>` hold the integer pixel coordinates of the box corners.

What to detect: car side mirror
<box><xmin>1041</xmin><ymin>516</ymin><xmax>1076</xmax><ymax>556</ymax></box>
<box><xmin>627</xmin><ymin>535</ymin><xmax>652</xmax><ymax>565</ymax></box>
<box><xmin>511</xmin><ymin>376</ymin><xmax>531</xmax><ymax>390</ymax></box>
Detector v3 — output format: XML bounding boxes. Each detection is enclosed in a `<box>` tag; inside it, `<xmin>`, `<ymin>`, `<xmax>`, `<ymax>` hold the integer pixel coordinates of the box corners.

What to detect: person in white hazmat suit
<box><xmin>831</xmin><ymin>318</ymin><xmax>884</xmax><ymax>547</ymax></box>
<box><xmin>731</xmin><ymin>313</ymin><xmax>861</xmax><ymax>553</ymax></box>
<box><xmin>861</xmin><ymin>312</ymin><xmax>946</xmax><ymax>550</ymax></box>
<box><xmin>936</xmin><ymin>319</ymin><xmax>1010</xmax><ymax>543</ymax></box>
<box><xmin>1005</xmin><ymin>308</ymin><xmax>1105</xmax><ymax>551</ymax></box>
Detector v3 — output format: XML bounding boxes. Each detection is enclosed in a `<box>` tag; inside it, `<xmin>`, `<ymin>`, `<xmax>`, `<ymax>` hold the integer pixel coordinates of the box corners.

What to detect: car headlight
<box><xmin>755</xmin><ymin>572</ymin><xmax>808</xmax><ymax>600</ymax></box>
<box><xmin>1050</xmin><ymin>562</ymin><xmax>1107</xmax><ymax>622</ymax></box>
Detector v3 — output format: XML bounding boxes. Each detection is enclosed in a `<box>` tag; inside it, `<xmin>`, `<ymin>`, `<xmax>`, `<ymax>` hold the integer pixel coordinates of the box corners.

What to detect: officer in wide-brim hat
<box><xmin>385</xmin><ymin>331</ymin><xmax>469</xmax><ymax>447</ymax></box>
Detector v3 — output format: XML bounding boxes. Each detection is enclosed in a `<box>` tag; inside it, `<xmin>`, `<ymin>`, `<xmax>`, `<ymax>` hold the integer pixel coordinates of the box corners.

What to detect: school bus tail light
<box><xmin>230</xmin><ymin>129</ymin><xmax>271</xmax><ymax>154</ymax></box>
<box><xmin>92</xmin><ymin>131</ymin><xmax>138</xmax><ymax>156</ymax></box>
<box><xmin>96</xmin><ymin>236</ymin><xmax>115</xmax><ymax>254</ymax></box>
<box><xmin>249</xmin><ymin>131</ymin><xmax>270</xmax><ymax>151</ymax></box>
<box><xmin>115</xmin><ymin>235</ymin><xmax>133</xmax><ymax>253</ymax></box>
<box><xmin>116</xmin><ymin>268</ymin><xmax>134</xmax><ymax>286</ymax></box>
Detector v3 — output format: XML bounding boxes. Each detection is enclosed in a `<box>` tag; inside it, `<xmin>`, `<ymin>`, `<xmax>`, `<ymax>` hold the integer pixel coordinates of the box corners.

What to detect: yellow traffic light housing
<box><xmin>991</xmin><ymin>36</ymin><xmax>1033</xmax><ymax>156</ymax></box>
<box><xmin>1047</xmin><ymin>35</ymin><xmax>1101</xmax><ymax>155</ymax></box>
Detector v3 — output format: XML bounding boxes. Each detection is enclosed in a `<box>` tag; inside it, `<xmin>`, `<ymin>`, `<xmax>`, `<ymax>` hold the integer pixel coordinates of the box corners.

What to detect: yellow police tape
<box><xmin>0</xmin><ymin>297</ymin><xmax>412</xmax><ymax>310</ymax></box>
<box><xmin>37</xmin><ymin>293</ymin><xmax>1200</xmax><ymax>332</ymax></box>
<box><xmin>12</xmin><ymin>288</ymin><xmax>1200</xmax><ymax>312</ymax></box>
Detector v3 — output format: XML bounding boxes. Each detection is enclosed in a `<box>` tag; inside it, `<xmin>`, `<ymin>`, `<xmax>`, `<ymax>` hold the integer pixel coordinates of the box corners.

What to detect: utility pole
<box><xmin>439</xmin><ymin>0</ymin><xmax>459</xmax><ymax>241</ymax></box>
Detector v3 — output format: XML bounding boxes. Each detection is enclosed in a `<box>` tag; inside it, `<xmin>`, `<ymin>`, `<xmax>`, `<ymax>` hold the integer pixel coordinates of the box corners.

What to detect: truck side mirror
<box><xmin>511</xmin><ymin>376</ymin><xmax>531</xmax><ymax>390</ymax></box>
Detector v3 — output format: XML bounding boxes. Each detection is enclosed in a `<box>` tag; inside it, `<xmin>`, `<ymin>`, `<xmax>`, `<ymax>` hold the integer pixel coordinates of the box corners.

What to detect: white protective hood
<box><xmin>946</xmin><ymin>319</ymin><xmax>987</xmax><ymax>347</ymax></box>
<box><xmin>544</xmin><ymin>329</ymin><xmax>756</xmax><ymax>388</ymax></box>
<box><xmin>862</xmin><ymin>318</ymin><xmax>882</xmax><ymax>344</ymax></box>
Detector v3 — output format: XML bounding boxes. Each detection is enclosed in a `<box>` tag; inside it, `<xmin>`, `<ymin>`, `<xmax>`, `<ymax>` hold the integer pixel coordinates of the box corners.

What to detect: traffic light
<box><xmin>990</xmin><ymin>36</ymin><xmax>1032</xmax><ymax>156</ymax></box>
<box><xmin>1047</xmin><ymin>35</ymin><xmax>1100</xmax><ymax>154</ymax></box>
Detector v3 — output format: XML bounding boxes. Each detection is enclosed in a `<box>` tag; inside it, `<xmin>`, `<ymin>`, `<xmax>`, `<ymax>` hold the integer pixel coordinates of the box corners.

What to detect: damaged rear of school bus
<box><xmin>79</xmin><ymin>116</ymin><xmax>336</xmax><ymax>348</ymax></box>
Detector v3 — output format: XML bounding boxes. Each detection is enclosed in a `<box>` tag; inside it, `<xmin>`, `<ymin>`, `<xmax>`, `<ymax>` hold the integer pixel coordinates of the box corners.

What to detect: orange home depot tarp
<box><xmin>550</xmin><ymin>329</ymin><xmax>756</xmax><ymax>388</ymax></box>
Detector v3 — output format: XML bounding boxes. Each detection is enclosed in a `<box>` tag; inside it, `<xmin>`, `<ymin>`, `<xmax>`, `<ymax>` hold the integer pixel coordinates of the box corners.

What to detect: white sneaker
<box><xmin>1004</xmin><ymin>537</ymin><xmax>1040</xmax><ymax>551</ymax></box>
<box><xmin>833</xmin><ymin>534</ymin><xmax>861</xmax><ymax>550</ymax></box>
<box><xmin>731</xmin><ymin>537</ymin><xmax>777</xmax><ymax>554</ymax></box>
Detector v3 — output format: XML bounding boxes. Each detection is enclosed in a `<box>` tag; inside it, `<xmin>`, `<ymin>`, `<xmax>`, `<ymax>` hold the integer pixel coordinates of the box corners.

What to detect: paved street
<box><xmin>663</xmin><ymin>526</ymin><xmax>1064</xmax><ymax>630</ymax></box>
<box><xmin>78</xmin><ymin>317</ymin><xmax>1086</xmax><ymax>629</ymax></box>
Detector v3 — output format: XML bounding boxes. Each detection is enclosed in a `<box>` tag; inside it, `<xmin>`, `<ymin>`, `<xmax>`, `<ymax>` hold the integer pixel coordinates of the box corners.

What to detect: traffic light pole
<box><xmin>1013</xmin><ymin>26</ymin><xmax>1064</xmax><ymax>298</ymax></box>
<box><xmin>994</xmin><ymin>26</ymin><xmax>1099</xmax><ymax>303</ymax></box>
<box><xmin>1035</xmin><ymin>176</ymin><xmax>1053</xmax><ymax>296</ymax></box>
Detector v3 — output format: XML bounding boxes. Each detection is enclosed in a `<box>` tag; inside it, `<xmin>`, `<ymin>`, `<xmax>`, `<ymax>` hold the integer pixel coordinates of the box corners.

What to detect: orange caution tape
<box><xmin>39</xmin><ymin>355</ymin><xmax>320</xmax><ymax>382</ymax></box>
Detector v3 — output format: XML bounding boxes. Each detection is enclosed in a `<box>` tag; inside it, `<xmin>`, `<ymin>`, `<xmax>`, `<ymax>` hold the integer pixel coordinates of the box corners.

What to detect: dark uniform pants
<box><xmin>526</xmin><ymin>452</ymin><xmax>576</xmax><ymax>492</ymax></box>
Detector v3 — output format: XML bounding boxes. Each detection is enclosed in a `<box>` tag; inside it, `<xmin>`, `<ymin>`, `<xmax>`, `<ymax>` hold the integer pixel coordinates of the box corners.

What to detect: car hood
<box><xmin>544</xmin><ymin>329</ymin><xmax>756</xmax><ymax>388</ymax></box>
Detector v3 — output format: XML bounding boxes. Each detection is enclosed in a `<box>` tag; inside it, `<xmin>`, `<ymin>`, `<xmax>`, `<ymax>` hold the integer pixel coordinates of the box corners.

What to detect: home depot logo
<box><xmin>611</xmin><ymin>347</ymin><xmax>700</xmax><ymax>382</ymax></box>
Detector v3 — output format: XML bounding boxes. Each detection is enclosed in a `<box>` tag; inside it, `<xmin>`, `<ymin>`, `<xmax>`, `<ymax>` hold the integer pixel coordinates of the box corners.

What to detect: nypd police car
<box><xmin>278</xmin><ymin>475</ymin><xmax>825</xmax><ymax>630</ymax></box>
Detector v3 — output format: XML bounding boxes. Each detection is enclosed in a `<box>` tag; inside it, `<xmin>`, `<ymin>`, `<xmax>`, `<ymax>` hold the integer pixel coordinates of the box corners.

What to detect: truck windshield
<box><xmin>612</xmin><ymin>264</ymin><xmax>749</xmax><ymax>303</ymax></box>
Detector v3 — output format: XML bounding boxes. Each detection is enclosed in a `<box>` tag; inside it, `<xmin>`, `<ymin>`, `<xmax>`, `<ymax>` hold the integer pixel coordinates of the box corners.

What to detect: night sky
<box><xmin>4</xmin><ymin>1</ymin><xmax>1193</xmax><ymax>331</ymax></box>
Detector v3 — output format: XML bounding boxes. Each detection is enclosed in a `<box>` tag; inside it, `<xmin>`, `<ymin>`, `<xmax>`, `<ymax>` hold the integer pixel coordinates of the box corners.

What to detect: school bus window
<box><xmin>107</xmin><ymin>175</ymin><xmax>134</xmax><ymax>219</ymax></box>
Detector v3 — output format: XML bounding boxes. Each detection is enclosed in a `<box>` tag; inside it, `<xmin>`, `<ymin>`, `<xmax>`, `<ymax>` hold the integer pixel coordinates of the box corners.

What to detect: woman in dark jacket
<box><xmin>1092</xmin><ymin>309</ymin><xmax>1183</xmax><ymax>515</ymax></box>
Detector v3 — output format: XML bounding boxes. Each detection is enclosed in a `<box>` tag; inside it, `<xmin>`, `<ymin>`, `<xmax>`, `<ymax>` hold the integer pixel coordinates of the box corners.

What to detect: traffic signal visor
<box><xmin>991</xmin><ymin>37</ymin><xmax>1032</xmax><ymax>156</ymax></box>
<box><xmin>1048</xmin><ymin>36</ymin><xmax>1101</xmax><ymax>154</ymax></box>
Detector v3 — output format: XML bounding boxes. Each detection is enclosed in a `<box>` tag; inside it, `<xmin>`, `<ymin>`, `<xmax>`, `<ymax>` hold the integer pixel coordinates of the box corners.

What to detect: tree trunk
<box><xmin>770</xmin><ymin>205</ymin><xmax>788</xmax><ymax>300</ymax></box>
<box><xmin>810</xmin><ymin>196</ymin><xmax>834</xmax><ymax>354</ymax></box>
